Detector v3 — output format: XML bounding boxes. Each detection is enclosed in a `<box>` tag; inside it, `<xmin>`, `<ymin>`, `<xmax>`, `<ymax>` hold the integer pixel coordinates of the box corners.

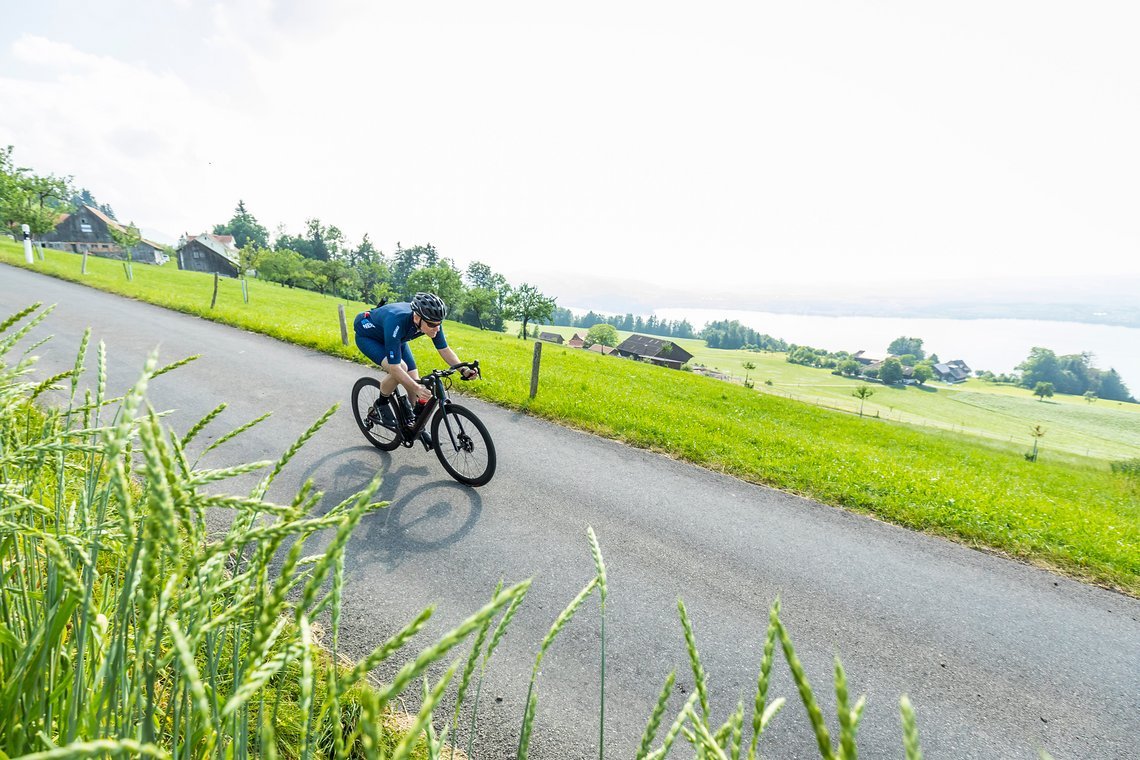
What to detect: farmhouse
<box><xmin>614</xmin><ymin>334</ymin><xmax>693</xmax><ymax>370</ymax></box>
<box><xmin>40</xmin><ymin>204</ymin><xmax>169</xmax><ymax>265</ymax></box>
<box><xmin>567</xmin><ymin>332</ymin><xmax>589</xmax><ymax>349</ymax></box>
<box><xmin>538</xmin><ymin>331</ymin><xmax>564</xmax><ymax>344</ymax></box>
<box><xmin>176</xmin><ymin>233</ymin><xmax>241</xmax><ymax>277</ymax></box>
<box><xmin>587</xmin><ymin>343</ymin><xmax>615</xmax><ymax>355</ymax></box>
<box><xmin>933</xmin><ymin>360</ymin><xmax>972</xmax><ymax>383</ymax></box>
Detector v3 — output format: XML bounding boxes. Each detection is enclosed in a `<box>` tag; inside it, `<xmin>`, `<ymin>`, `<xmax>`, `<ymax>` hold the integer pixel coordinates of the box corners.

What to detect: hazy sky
<box><xmin>2</xmin><ymin>1</ymin><xmax>1138</xmax><ymax>307</ymax></box>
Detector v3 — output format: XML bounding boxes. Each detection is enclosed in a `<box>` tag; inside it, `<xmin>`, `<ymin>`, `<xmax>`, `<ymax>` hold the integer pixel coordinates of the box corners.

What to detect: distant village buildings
<box><xmin>538</xmin><ymin>330</ymin><xmax>694</xmax><ymax>370</ymax></box>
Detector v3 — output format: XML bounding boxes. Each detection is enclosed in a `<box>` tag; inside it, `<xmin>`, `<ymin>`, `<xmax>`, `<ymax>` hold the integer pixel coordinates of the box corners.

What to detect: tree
<box><xmin>836</xmin><ymin>359</ymin><xmax>860</xmax><ymax>377</ymax></box>
<box><xmin>256</xmin><ymin>248</ymin><xmax>307</xmax><ymax>288</ymax></box>
<box><xmin>348</xmin><ymin>233</ymin><xmax>381</xmax><ymax>267</ymax></box>
<box><xmin>310</xmin><ymin>259</ymin><xmax>359</xmax><ymax>298</ymax></box>
<box><xmin>586</xmin><ymin>323</ymin><xmax>618</xmax><ymax>348</ymax></box>
<box><xmin>1093</xmin><ymin>369</ymin><xmax>1134</xmax><ymax>403</ymax></box>
<box><xmin>0</xmin><ymin>145</ymin><xmax>71</xmax><ymax>236</ymax></box>
<box><xmin>406</xmin><ymin>263</ymin><xmax>466</xmax><ymax>316</ymax></box>
<box><xmin>1018</xmin><ymin>348</ymin><xmax>1062</xmax><ymax>390</ymax></box>
<box><xmin>459</xmin><ymin>261</ymin><xmax>509</xmax><ymax>330</ymax></box>
<box><xmin>237</xmin><ymin>242</ymin><xmax>264</xmax><ymax>276</ymax></box>
<box><xmin>852</xmin><ymin>385</ymin><xmax>875</xmax><ymax>417</ymax></box>
<box><xmin>887</xmin><ymin>336</ymin><xmax>925</xmax><ymax>361</ymax></box>
<box><xmin>274</xmin><ymin>218</ymin><xmax>342</xmax><ymax>261</ymax></box>
<box><xmin>912</xmin><ymin>363</ymin><xmax>934</xmax><ymax>385</ymax></box>
<box><xmin>879</xmin><ymin>357</ymin><xmax>904</xmax><ymax>385</ymax></box>
<box><xmin>464</xmin><ymin>261</ymin><xmax>496</xmax><ymax>290</ymax></box>
<box><xmin>1033</xmin><ymin>381</ymin><xmax>1055</xmax><ymax>401</ymax></box>
<box><xmin>107</xmin><ymin>220</ymin><xmax>141</xmax><ymax>281</ymax></box>
<box><xmin>505</xmin><ymin>283</ymin><xmax>556</xmax><ymax>340</ymax></box>
<box><xmin>213</xmin><ymin>200</ymin><xmax>269</xmax><ymax>249</ymax></box>
<box><xmin>1027</xmin><ymin>424</ymin><xmax>1046</xmax><ymax>462</ymax></box>
<box><xmin>390</xmin><ymin>243</ymin><xmax>439</xmax><ymax>296</ymax></box>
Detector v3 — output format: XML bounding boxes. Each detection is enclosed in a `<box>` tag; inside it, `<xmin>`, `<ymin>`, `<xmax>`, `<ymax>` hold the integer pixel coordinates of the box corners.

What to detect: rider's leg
<box><xmin>378</xmin><ymin>361</ymin><xmax>403</xmax><ymax>396</ymax></box>
<box><xmin>401</xmin><ymin>348</ymin><xmax>432</xmax><ymax>447</ymax></box>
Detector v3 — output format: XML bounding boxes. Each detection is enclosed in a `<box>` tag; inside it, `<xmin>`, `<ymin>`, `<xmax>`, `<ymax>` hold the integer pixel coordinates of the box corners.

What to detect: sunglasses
<box><xmin>418</xmin><ymin>317</ymin><xmax>441</xmax><ymax>329</ymax></box>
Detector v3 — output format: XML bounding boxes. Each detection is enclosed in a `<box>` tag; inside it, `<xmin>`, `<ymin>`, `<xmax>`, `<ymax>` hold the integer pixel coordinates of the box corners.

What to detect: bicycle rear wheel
<box><xmin>431</xmin><ymin>404</ymin><xmax>496</xmax><ymax>486</ymax></box>
<box><xmin>351</xmin><ymin>377</ymin><xmax>401</xmax><ymax>451</ymax></box>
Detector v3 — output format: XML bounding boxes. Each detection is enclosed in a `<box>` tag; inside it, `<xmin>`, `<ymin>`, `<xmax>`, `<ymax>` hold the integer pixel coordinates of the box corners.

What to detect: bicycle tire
<box><xmin>351</xmin><ymin>376</ymin><xmax>401</xmax><ymax>451</ymax></box>
<box><xmin>431</xmin><ymin>404</ymin><xmax>496</xmax><ymax>486</ymax></box>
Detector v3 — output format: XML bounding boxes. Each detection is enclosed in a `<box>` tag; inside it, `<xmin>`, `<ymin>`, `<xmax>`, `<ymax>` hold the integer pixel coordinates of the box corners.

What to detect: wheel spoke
<box><xmin>431</xmin><ymin>405</ymin><xmax>496</xmax><ymax>486</ymax></box>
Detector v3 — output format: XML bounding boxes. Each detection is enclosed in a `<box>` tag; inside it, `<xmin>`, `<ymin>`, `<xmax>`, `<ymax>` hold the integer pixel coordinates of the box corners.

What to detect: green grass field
<box><xmin>4</xmin><ymin>240</ymin><xmax>1139</xmax><ymax>594</ymax></box>
<box><xmin>528</xmin><ymin>322</ymin><xmax>1140</xmax><ymax>460</ymax></box>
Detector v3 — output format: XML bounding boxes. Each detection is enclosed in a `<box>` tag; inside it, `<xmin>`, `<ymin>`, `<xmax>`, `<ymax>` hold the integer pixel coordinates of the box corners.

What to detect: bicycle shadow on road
<box><xmin>301</xmin><ymin>445</ymin><xmax>484</xmax><ymax>573</ymax></box>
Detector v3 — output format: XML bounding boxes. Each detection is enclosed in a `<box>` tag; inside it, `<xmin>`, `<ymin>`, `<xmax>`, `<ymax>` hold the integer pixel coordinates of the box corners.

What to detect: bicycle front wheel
<box><xmin>431</xmin><ymin>404</ymin><xmax>496</xmax><ymax>486</ymax></box>
<box><xmin>351</xmin><ymin>376</ymin><xmax>401</xmax><ymax>451</ymax></box>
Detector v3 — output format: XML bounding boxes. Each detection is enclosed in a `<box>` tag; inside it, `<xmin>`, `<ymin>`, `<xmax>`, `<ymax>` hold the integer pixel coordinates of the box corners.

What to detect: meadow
<box><xmin>529</xmin><ymin>323</ymin><xmax>1140</xmax><ymax>460</ymax></box>
<box><xmin>3</xmin><ymin>240</ymin><xmax>1138</xmax><ymax>594</ymax></box>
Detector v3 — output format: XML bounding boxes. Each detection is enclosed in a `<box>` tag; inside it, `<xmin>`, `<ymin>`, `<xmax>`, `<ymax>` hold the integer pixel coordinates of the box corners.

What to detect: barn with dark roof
<box><xmin>613</xmin><ymin>334</ymin><xmax>693</xmax><ymax>369</ymax></box>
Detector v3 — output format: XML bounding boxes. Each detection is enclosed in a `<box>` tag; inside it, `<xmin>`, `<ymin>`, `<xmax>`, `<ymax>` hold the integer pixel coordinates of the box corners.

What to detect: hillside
<box><xmin>527</xmin><ymin>323</ymin><xmax>1140</xmax><ymax>461</ymax></box>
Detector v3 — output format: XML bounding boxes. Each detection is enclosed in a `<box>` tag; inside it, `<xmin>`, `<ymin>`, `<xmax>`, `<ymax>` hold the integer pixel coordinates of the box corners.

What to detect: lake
<box><xmin>653</xmin><ymin>308</ymin><xmax>1140</xmax><ymax>391</ymax></box>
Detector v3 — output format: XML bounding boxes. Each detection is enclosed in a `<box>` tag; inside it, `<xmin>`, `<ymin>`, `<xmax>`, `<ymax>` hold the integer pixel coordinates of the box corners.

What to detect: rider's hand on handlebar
<box><xmin>412</xmin><ymin>383</ymin><xmax>433</xmax><ymax>402</ymax></box>
<box><xmin>460</xmin><ymin>365</ymin><xmax>479</xmax><ymax>381</ymax></box>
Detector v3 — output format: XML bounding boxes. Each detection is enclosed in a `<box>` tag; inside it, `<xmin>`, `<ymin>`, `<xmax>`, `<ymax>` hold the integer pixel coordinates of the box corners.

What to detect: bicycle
<box><xmin>350</xmin><ymin>361</ymin><xmax>497</xmax><ymax>487</ymax></box>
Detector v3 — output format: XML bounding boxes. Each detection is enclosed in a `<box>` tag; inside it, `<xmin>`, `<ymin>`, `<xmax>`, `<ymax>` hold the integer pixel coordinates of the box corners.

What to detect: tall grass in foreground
<box><xmin>0</xmin><ymin>304</ymin><xmax>525</xmax><ymax>758</ymax></box>
<box><xmin>4</xmin><ymin>303</ymin><xmax>1060</xmax><ymax>759</ymax></box>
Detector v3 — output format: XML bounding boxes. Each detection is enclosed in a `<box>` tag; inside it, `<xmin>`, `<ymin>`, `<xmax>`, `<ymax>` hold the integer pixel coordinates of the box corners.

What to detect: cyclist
<box><xmin>353</xmin><ymin>292</ymin><xmax>477</xmax><ymax>433</ymax></box>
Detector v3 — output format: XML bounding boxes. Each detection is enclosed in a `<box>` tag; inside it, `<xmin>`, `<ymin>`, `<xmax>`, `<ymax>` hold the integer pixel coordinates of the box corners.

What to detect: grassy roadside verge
<box><xmin>3</xmin><ymin>240</ymin><xmax>1138</xmax><ymax>594</ymax></box>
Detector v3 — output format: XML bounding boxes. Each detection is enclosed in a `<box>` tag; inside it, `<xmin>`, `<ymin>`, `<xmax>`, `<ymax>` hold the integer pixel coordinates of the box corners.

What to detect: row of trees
<box><xmin>209</xmin><ymin>202</ymin><xmax>560</xmax><ymax>336</ymax></box>
<box><xmin>548</xmin><ymin>308</ymin><xmax>697</xmax><ymax>339</ymax></box>
<box><xmin>700</xmin><ymin>320</ymin><xmax>788</xmax><ymax>351</ymax></box>
<box><xmin>1016</xmin><ymin>348</ymin><xmax>1133</xmax><ymax>402</ymax></box>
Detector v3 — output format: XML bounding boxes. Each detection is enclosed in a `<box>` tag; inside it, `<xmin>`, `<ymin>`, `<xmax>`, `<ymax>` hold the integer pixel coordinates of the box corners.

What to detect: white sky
<box><xmin>2</xmin><ymin>1</ymin><xmax>1138</xmax><ymax>307</ymax></box>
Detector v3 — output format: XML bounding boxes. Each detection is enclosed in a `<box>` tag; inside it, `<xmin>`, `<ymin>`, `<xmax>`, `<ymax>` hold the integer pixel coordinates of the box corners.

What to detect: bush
<box><xmin>1111</xmin><ymin>458</ymin><xmax>1140</xmax><ymax>478</ymax></box>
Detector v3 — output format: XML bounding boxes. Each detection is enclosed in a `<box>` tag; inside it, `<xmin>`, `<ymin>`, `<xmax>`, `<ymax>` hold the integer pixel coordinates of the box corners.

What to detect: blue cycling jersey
<box><xmin>354</xmin><ymin>302</ymin><xmax>447</xmax><ymax>368</ymax></box>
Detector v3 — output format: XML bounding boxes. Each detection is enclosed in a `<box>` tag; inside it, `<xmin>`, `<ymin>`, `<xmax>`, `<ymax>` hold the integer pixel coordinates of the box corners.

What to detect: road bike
<box><xmin>350</xmin><ymin>361</ymin><xmax>497</xmax><ymax>487</ymax></box>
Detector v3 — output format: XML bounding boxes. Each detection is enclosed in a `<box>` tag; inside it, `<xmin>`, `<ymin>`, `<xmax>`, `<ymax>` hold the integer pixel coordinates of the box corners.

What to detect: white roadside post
<box><xmin>21</xmin><ymin>224</ymin><xmax>33</xmax><ymax>264</ymax></box>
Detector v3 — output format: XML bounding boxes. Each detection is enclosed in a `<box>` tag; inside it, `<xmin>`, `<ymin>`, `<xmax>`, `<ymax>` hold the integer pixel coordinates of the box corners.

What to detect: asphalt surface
<box><xmin>2</xmin><ymin>264</ymin><xmax>1138</xmax><ymax>759</ymax></box>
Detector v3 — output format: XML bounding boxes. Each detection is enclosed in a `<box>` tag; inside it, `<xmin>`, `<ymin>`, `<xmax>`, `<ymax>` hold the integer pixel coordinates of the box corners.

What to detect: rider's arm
<box><xmin>438</xmin><ymin>347</ymin><xmax>478</xmax><ymax>379</ymax></box>
<box><xmin>438</xmin><ymin>347</ymin><xmax>462</xmax><ymax>368</ymax></box>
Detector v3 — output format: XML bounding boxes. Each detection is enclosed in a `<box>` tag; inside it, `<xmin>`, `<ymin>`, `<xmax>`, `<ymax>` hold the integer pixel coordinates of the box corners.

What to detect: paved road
<box><xmin>2</xmin><ymin>264</ymin><xmax>1138</xmax><ymax>759</ymax></box>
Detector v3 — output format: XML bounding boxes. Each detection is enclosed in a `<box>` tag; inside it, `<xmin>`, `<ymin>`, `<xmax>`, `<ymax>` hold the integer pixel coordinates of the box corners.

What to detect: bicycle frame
<box><xmin>389</xmin><ymin>363</ymin><xmax>475</xmax><ymax>449</ymax></box>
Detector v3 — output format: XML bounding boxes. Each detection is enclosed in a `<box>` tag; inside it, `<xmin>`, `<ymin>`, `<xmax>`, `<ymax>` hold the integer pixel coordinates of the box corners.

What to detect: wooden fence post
<box><xmin>530</xmin><ymin>341</ymin><xmax>542</xmax><ymax>399</ymax></box>
<box><xmin>210</xmin><ymin>272</ymin><xmax>219</xmax><ymax>309</ymax></box>
<box><xmin>338</xmin><ymin>304</ymin><xmax>349</xmax><ymax>346</ymax></box>
<box><xmin>81</xmin><ymin>250</ymin><xmax>88</xmax><ymax>274</ymax></box>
